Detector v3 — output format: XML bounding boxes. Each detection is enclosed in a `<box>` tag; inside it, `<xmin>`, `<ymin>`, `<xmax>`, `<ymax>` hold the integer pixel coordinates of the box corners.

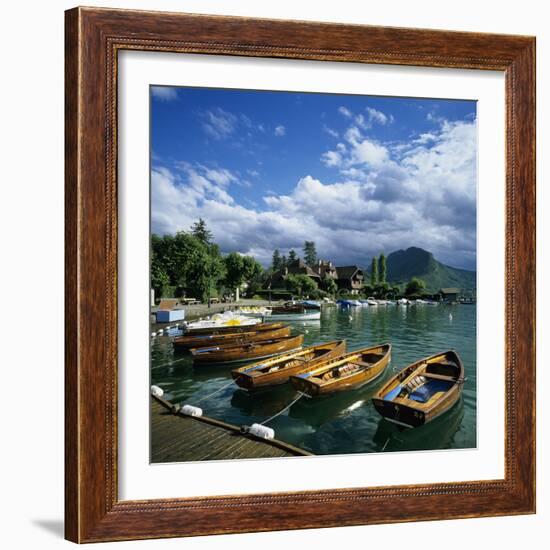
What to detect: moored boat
<box><xmin>173</xmin><ymin>325</ymin><xmax>290</xmax><ymax>350</ymax></box>
<box><xmin>270</xmin><ymin>302</ymin><xmax>305</xmax><ymax>314</ymax></box>
<box><xmin>184</xmin><ymin>311</ymin><xmax>261</xmax><ymax>332</ymax></box>
<box><xmin>231</xmin><ymin>340</ymin><xmax>346</xmax><ymax>389</ymax></box>
<box><xmin>183</xmin><ymin>321</ymin><xmax>285</xmax><ymax>336</ymax></box>
<box><xmin>371</xmin><ymin>350</ymin><xmax>465</xmax><ymax>428</ymax></box>
<box><xmin>337</xmin><ymin>299</ymin><xmax>362</xmax><ymax>307</ymax></box>
<box><xmin>301</xmin><ymin>300</ymin><xmax>321</xmax><ymax>310</ymax></box>
<box><xmin>190</xmin><ymin>333</ymin><xmax>304</xmax><ymax>365</ymax></box>
<box><xmin>290</xmin><ymin>343</ymin><xmax>391</xmax><ymax>396</ymax></box>
<box><xmin>269</xmin><ymin>311</ymin><xmax>321</xmax><ymax>321</ymax></box>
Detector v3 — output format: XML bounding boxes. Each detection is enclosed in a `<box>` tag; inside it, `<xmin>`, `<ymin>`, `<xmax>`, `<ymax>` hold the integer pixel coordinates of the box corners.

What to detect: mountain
<box><xmin>382</xmin><ymin>247</ymin><xmax>476</xmax><ymax>291</ymax></box>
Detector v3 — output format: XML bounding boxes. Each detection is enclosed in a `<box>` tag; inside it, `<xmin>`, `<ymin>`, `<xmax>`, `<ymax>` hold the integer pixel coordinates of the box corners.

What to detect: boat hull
<box><xmin>183</xmin><ymin>321</ymin><xmax>285</xmax><ymax>336</ymax></box>
<box><xmin>371</xmin><ymin>350</ymin><xmax>464</xmax><ymax>428</ymax></box>
<box><xmin>232</xmin><ymin>340</ymin><xmax>346</xmax><ymax>389</ymax></box>
<box><xmin>290</xmin><ymin>344</ymin><xmax>391</xmax><ymax>396</ymax></box>
<box><xmin>191</xmin><ymin>334</ymin><xmax>304</xmax><ymax>365</ymax></box>
<box><xmin>174</xmin><ymin>326</ymin><xmax>290</xmax><ymax>350</ymax></box>
<box><xmin>269</xmin><ymin>311</ymin><xmax>321</xmax><ymax>321</ymax></box>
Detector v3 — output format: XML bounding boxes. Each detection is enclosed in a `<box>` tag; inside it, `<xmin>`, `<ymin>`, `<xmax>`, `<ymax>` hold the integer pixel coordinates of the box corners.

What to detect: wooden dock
<box><xmin>151</xmin><ymin>396</ymin><xmax>312</xmax><ymax>462</ymax></box>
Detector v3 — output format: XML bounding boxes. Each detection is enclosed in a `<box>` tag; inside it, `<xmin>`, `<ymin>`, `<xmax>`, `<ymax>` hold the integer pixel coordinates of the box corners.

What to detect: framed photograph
<box><xmin>65</xmin><ymin>7</ymin><xmax>536</xmax><ymax>543</ymax></box>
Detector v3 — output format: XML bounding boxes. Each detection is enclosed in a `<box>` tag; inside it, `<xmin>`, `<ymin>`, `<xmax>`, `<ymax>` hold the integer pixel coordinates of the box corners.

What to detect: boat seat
<box><xmin>423</xmin><ymin>373</ymin><xmax>457</xmax><ymax>382</ymax></box>
<box><xmin>351</xmin><ymin>360</ymin><xmax>373</xmax><ymax>369</ymax></box>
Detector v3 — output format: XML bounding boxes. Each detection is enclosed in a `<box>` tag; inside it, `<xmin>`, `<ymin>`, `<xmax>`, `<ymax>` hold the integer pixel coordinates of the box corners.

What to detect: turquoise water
<box><xmin>151</xmin><ymin>304</ymin><xmax>476</xmax><ymax>458</ymax></box>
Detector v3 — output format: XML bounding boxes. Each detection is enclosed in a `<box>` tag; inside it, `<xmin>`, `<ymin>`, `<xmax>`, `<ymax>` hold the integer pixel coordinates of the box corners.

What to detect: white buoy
<box><xmin>349</xmin><ymin>315</ymin><xmax>353</xmax><ymax>321</ymax></box>
<box><xmin>150</xmin><ymin>385</ymin><xmax>164</xmax><ymax>397</ymax></box>
<box><xmin>305</xmin><ymin>329</ymin><xmax>309</xmax><ymax>334</ymax></box>
<box><xmin>151</xmin><ymin>332</ymin><xmax>156</xmax><ymax>338</ymax></box>
<box><xmin>449</xmin><ymin>313</ymin><xmax>453</xmax><ymax>321</ymax></box>
<box><xmin>248</xmin><ymin>423</ymin><xmax>275</xmax><ymax>440</ymax></box>
<box><xmin>180</xmin><ymin>404</ymin><xmax>203</xmax><ymax>417</ymax></box>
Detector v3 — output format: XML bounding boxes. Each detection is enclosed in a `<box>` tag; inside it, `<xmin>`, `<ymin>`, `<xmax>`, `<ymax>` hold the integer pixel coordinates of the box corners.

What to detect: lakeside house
<box><xmin>438</xmin><ymin>288</ymin><xmax>460</xmax><ymax>302</ymax></box>
<box><xmin>334</xmin><ymin>266</ymin><xmax>364</xmax><ymax>295</ymax></box>
<box><xmin>270</xmin><ymin>259</ymin><xmax>364</xmax><ymax>294</ymax></box>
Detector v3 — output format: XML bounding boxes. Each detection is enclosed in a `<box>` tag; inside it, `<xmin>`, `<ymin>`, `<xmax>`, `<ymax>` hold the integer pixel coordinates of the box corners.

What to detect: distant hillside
<box><xmin>378</xmin><ymin>247</ymin><xmax>476</xmax><ymax>291</ymax></box>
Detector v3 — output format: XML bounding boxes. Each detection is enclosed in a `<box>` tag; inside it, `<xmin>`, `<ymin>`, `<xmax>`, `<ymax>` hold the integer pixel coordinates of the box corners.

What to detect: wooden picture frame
<box><xmin>65</xmin><ymin>6</ymin><xmax>536</xmax><ymax>543</ymax></box>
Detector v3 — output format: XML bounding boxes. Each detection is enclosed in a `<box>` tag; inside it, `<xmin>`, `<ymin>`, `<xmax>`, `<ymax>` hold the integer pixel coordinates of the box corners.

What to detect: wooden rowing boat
<box><xmin>190</xmin><ymin>334</ymin><xmax>304</xmax><ymax>365</ymax></box>
<box><xmin>231</xmin><ymin>340</ymin><xmax>346</xmax><ymax>389</ymax></box>
<box><xmin>371</xmin><ymin>350</ymin><xmax>465</xmax><ymax>428</ymax></box>
<box><xmin>269</xmin><ymin>303</ymin><xmax>305</xmax><ymax>314</ymax></box>
<box><xmin>173</xmin><ymin>326</ymin><xmax>290</xmax><ymax>350</ymax></box>
<box><xmin>290</xmin><ymin>344</ymin><xmax>391</xmax><ymax>396</ymax></box>
<box><xmin>183</xmin><ymin>321</ymin><xmax>286</xmax><ymax>336</ymax></box>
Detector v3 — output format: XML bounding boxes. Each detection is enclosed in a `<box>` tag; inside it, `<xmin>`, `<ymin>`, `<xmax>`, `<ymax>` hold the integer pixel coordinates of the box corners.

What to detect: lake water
<box><xmin>151</xmin><ymin>303</ymin><xmax>476</xmax><ymax>458</ymax></box>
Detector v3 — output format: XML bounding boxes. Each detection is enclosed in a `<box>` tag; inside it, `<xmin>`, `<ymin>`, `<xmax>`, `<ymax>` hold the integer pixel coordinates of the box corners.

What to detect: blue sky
<box><xmin>151</xmin><ymin>86</ymin><xmax>477</xmax><ymax>270</ymax></box>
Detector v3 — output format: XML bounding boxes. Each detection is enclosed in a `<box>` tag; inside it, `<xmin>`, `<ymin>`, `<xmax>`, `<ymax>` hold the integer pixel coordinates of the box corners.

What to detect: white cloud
<box><xmin>366</xmin><ymin>106</ymin><xmax>391</xmax><ymax>125</ymax></box>
<box><xmin>153</xmin><ymin>116</ymin><xmax>477</xmax><ymax>270</ymax></box>
<box><xmin>274</xmin><ymin>125</ymin><xmax>286</xmax><ymax>137</ymax></box>
<box><xmin>151</xmin><ymin>87</ymin><xmax>178</xmax><ymax>101</ymax></box>
<box><xmin>201</xmin><ymin>108</ymin><xmax>238</xmax><ymax>139</ymax></box>
<box><xmin>323</xmin><ymin>125</ymin><xmax>339</xmax><ymax>138</ymax></box>
<box><xmin>321</xmin><ymin>150</ymin><xmax>343</xmax><ymax>168</ymax></box>
<box><xmin>338</xmin><ymin>106</ymin><xmax>353</xmax><ymax>118</ymax></box>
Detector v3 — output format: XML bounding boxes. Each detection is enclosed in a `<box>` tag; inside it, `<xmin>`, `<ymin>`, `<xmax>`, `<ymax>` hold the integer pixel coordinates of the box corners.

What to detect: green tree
<box><xmin>320</xmin><ymin>275</ymin><xmax>338</xmax><ymax>296</ymax></box>
<box><xmin>362</xmin><ymin>284</ymin><xmax>374</xmax><ymax>298</ymax></box>
<box><xmin>150</xmin><ymin>250</ymin><xmax>170</xmax><ymax>295</ymax></box>
<box><xmin>379</xmin><ymin>253</ymin><xmax>387</xmax><ymax>284</ymax></box>
<box><xmin>190</xmin><ymin>218</ymin><xmax>213</xmax><ymax>244</ymax></box>
<box><xmin>272</xmin><ymin>249</ymin><xmax>282</xmax><ymax>272</ymax></box>
<box><xmin>375</xmin><ymin>282</ymin><xmax>390</xmax><ymax>298</ymax></box>
<box><xmin>281</xmin><ymin>254</ymin><xmax>287</xmax><ymax>269</ymax></box>
<box><xmin>288</xmin><ymin>249</ymin><xmax>298</xmax><ymax>262</ymax></box>
<box><xmin>150</xmin><ymin>231</ymin><xmax>226</xmax><ymax>303</ymax></box>
<box><xmin>303</xmin><ymin>241</ymin><xmax>317</xmax><ymax>266</ymax></box>
<box><xmin>370</xmin><ymin>256</ymin><xmax>379</xmax><ymax>287</ymax></box>
<box><xmin>224</xmin><ymin>253</ymin><xmax>263</xmax><ymax>301</ymax></box>
<box><xmin>285</xmin><ymin>274</ymin><xmax>318</xmax><ymax>297</ymax></box>
<box><xmin>405</xmin><ymin>277</ymin><xmax>426</xmax><ymax>296</ymax></box>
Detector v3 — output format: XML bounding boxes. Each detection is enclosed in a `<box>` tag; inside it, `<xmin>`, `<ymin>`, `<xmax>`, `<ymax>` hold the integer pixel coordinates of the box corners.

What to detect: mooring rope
<box><xmin>193</xmin><ymin>379</ymin><xmax>236</xmax><ymax>404</ymax></box>
<box><xmin>260</xmin><ymin>392</ymin><xmax>308</xmax><ymax>426</ymax></box>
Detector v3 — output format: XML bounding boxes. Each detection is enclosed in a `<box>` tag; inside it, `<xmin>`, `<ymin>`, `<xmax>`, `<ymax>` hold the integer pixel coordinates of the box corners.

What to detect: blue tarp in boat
<box><xmin>409</xmin><ymin>379</ymin><xmax>453</xmax><ymax>403</ymax></box>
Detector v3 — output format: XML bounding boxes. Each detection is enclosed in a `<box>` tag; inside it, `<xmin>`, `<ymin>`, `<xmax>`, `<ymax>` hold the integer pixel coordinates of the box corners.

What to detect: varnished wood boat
<box><xmin>231</xmin><ymin>340</ymin><xmax>346</xmax><ymax>389</ymax></box>
<box><xmin>290</xmin><ymin>344</ymin><xmax>391</xmax><ymax>396</ymax></box>
<box><xmin>371</xmin><ymin>350</ymin><xmax>465</xmax><ymax>428</ymax></box>
<box><xmin>270</xmin><ymin>303</ymin><xmax>305</xmax><ymax>314</ymax></box>
<box><xmin>173</xmin><ymin>326</ymin><xmax>290</xmax><ymax>350</ymax></box>
<box><xmin>191</xmin><ymin>334</ymin><xmax>304</xmax><ymax>365</ymax></box>
<box><xmin>183</xmin><ymin>321</ymin><xmax>285</xmax><ymax>336</ymax></box>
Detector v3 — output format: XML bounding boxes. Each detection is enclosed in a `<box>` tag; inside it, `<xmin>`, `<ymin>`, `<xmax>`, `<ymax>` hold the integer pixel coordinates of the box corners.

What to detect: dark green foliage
<box><xmin>320</xmin><ymin>275</ymin><xmax>338</xmax><ymax>296</ymax></box>
<box><xmin>151</xmin><ymin>219</ymin><xmax>264</xmax><ymax>303</ymax></box>
<box><xmin>288</xmin><ymin>249</ymin><xmax>298</xmax><ymax>262</ymax></box>
<box><xmin>190</xmin><ymin>218</ymin><xmax>213</xmax><ymax>244</ymax></box>
<box><xmin>379</xmin><ymin>253</ymin><xmax>387</xmax><ymax>284</ymax></box>
<box><xmin>224</xmin><ymin>252</ymin><xmax>263</xmax><ymax>293</ymax></box>
<box><xmin>370</xmin><ymin>256</ymin><xmax>379</xmax><ymax>287</ymax></box>
<box><xmin>405</xmin><ymin>277</ymin><xmax>426</xmax><ymax>296</ymax></box>
<box><xmin>285</xmin><ymin>273</ymin><xmax>318</xmax><ymax>297</ymax></box>
<box><xmin>303</xmin><ymin>241</ymin><xmax>317</xmax><ymax>266</ymax></box>
<box><xmin>272</xmin><ymin>249</ymin><xmax>282</xmax><ymax>271</ymax></box>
